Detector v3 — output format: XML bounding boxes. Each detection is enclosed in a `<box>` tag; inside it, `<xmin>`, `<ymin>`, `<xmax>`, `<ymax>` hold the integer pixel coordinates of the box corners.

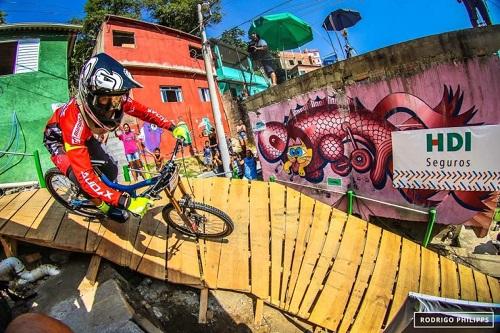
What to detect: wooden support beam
<box><xmin>198</xmin><ymin>288</ymin><xmax>209</xmax><ymax>324</ymax></box>
<box><xmin>254</xmin><ymin>298</ymin><xmax>264</xmax><ymax>325</ymax></box>
<box><xmin>0</xmin><ymin>237</ymin><xmax>17</xmax><ymax>257</ymax></box>
<box><xmin>85</xmin><ymin>254</ymin><xmax>102</xmax><ymax>285</ymax></box>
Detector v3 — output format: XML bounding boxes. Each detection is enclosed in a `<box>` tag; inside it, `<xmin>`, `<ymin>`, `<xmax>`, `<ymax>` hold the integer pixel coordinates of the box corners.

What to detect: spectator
<box><xmin>458</xmin><ymin>0</ymin><xmax>492</xmax><ymax>27</ymax></box>
<box><xmin>232</xmin><ymin>153</ymin><xmax>245</xmax><ymax>179</ymax></box>
<box><xmin>208</xmin><ymin>129</ymin><xmax>218</xmax><ymax>153</ymax></box>
<box><xmin>147</xmin><ymin>147</ymin><xmax>164</xmax><ymax>172</ymax></box>
<box><xmin>243</xmin><ymin>149</ymin><xmax>258</xmax><ymax>180</ymax></box>
<box><xmin>236</xmin><ymin>120</ymin><xmax>248</xmax><ymax>152</ymax></box>
<box><xmin>203</xmin><ymin>140</ymin><xmax>213</xmax><ymax>171</ymax></box>
<box><xmin>115</xmin><ymin>123</ymin><xmax>145</xmax><ymax>181</ymax></box>
<box><xmin>248</xmin><ymin>33</ymin><xmax>277</xmax><ymax>86</ymax></box>
<box><xmin>213</xmin><ymin>149</ymin><xmax>224</xmax><ymax>175</ymax></box>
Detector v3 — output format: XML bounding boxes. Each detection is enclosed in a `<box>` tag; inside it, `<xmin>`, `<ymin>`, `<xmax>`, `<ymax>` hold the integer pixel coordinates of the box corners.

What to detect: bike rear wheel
<box><xmin>44</xmin><ymin>167</ymin><xmax>103</xmax><ymax>219</ymax></box>
<box><xmin>162</xmin><ymin>201</ymin><xmax>234</xmax><ymax>239</ymax></box>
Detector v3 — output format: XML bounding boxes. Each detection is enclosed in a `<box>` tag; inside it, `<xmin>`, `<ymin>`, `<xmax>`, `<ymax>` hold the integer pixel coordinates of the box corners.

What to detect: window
<box><xmin>198</xmin><ymin>87</ymin><xmax>210</xmax><ymax>102</ymax></box>
<box><xmin>297</xmin><ymin>60</ymin><xmax>303</xmax><ymax>65</ymax></box>
<box><xmin>0</xmin><ymin>39</ymin><xmax>40</xmax><ymax>76</ymax></box>
<box><xmin>160</xmin><ymin>86</ymin><xmax>183</xmax><ymax>102</ymax></box>
<box><xmin>189</xmin><ymin>46</ymin><xmax>203</xmax><ymax>60</ymax></box>
<box><xmin>112</xmin><ymin>30</ymin><xmax>135</xmax><ymax>47</ymax></box>
<box><xmin>288</xmin><ymin>59</ymin><xmax>294</xmax><ymax>66</ymax></box>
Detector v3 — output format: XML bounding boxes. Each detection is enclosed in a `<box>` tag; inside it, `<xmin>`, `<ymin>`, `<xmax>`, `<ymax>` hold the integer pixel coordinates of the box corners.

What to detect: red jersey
<box><xmin>43</xmin><ymin>97</ymin><xmax>173</xmax><ymax>207</ymax></box>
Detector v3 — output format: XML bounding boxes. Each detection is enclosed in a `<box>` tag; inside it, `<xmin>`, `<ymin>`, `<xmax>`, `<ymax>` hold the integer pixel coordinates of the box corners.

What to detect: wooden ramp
<box><xmin>0</xmin><ymin>179</ymin><xmax>498</xmax><ymax>332</ymax></box>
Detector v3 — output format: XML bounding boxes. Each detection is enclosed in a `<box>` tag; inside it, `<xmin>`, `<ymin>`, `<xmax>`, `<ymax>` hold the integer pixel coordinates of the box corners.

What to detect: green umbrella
<box><xmin>249</xmin><ymin>12</ymin><xmax>313</xmax><ymax>50</ymax></box>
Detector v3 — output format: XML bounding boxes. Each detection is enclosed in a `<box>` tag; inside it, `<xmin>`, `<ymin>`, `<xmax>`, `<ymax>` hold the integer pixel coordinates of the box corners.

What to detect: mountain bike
<box><xmin>44</xmin><ymin>139</ymin><xmax>234</xmax><ymax>239</ymax></box>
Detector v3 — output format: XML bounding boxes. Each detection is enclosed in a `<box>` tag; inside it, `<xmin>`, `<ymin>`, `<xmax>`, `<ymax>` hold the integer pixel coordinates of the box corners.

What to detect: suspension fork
<box><xmin>163</xmin><ymin>179</ymin><xmax>197</xmax><ymax>231</ymax></box>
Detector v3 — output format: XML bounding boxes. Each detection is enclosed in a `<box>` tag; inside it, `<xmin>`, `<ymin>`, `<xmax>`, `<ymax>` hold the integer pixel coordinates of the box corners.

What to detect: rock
<box><xmin>152</xmin><ymin>307</ymin><xmax>163</xmax><ymax>319</ymax></box>
<box><xmin>49</xmin><ymin>251</ymin><xmax>71</xmax><ymax>265</ymax></box>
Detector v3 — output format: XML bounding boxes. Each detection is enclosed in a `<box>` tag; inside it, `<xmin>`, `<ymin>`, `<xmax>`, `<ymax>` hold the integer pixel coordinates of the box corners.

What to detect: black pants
<box><xmin>68</xmin><ymin>137</ymin><xmax>118</xmax><ymax>195</ymax></box>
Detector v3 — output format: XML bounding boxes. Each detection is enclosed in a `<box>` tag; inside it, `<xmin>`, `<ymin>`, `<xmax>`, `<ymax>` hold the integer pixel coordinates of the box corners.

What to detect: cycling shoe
<box><xmin>107</xmin><ymin>207</ymin><xmax>130</xmax><ymax>223</ymax></box>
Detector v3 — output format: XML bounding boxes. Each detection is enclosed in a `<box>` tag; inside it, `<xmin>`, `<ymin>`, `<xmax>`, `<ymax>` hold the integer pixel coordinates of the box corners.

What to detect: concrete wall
<box><xmin>0</xmin><ymin>32</ymin><xmax>71</xmax><ymax>184</ymax></box>
<box><xmin>243</xmin><ymin>25</ymin><xmax>500</xmax><ymax>233</ymax></box>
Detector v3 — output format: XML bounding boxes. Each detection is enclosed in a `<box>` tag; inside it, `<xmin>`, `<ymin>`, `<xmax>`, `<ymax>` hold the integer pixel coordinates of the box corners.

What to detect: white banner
<box><xmin>392</xmin><ymin>125</ymin><xmax>500</xmax><ymax>191</ymax></box>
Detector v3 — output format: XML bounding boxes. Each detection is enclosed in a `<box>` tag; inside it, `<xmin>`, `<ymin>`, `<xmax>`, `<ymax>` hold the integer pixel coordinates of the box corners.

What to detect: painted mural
<box><xmin>249</xmin><ymin>57</ymin><xmax>500</xmax><ymax>234</ymax></box>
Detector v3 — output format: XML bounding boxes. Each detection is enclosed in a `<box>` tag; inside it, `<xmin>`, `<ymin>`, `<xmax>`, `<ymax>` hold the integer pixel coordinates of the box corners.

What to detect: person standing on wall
<box><xmin>457</xmin><ymin>0</ymin><xmax>492</xmax><ymax>27</ymax></box>
<box><xmin>248</xmin><ymin>33</ymin><xmax>277</xmax><ymax>86</ymax></box>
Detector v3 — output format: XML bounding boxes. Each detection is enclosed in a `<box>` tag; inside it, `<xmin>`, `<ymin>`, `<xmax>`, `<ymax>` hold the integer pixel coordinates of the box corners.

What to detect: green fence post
<box><xmin>33</xmin><ymin>150</ymin><xmax>46</xmax><ymax>188</ymax></box>
<box><xmin>423</xmin><ymin>208</ymin><xmax>437</xmax><ymax>247</ymax></box>
<box><xmin>123</xmin><ymin>165</ymin><xmax>131</xmax><ymax>182</ymax></box>
<box><xmin>347</xmin><ymin>190</ymin><xmax>354</xmax><ymax>215</ymax></box>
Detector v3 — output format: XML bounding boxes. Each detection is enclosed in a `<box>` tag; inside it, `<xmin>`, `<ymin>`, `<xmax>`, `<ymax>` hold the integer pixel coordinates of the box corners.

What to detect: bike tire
<box><xmin>162</xmin><ymin>201</ymin><xmax>234</xmax><ymax>239</ymax></box>
<box><xmin>44</xmin><ymin>167</ymin><xmax>103</xmax><ymax>219</ymax></box>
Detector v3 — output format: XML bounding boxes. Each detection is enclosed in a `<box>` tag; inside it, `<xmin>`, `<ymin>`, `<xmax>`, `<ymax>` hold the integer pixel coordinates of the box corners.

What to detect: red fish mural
<box><xmin>256</xmin><ymin>86</ymin><xmax>490</xmax><ymax>212</ymax></box>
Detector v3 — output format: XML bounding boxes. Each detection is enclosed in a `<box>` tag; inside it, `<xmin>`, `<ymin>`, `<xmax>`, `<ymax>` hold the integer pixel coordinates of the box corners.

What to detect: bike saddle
<box><xmin>107</xmin><ymin>207</ymin><xmax>130</xmax><ymax>223</ymax></box>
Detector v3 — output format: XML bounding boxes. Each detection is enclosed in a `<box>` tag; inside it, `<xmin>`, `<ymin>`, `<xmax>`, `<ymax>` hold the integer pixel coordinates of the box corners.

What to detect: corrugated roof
<box><xmin>0</xmin><ymin>23</ymin><xmax>81</xmax><ymax>33</ymax></box>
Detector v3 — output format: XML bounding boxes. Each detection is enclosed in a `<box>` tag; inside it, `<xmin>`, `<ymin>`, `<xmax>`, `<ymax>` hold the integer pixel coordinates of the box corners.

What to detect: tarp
<box><xmin>385</xmin><ymin>292</ymin><xmax>499</xmax><ymax>333</ymax></box>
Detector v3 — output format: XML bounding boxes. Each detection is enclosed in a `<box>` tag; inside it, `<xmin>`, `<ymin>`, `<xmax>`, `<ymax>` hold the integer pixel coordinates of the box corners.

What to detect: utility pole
<box><xmin>197</xmin><ymin>2</ymin><xmax>231</xmax><ymax>176</ymax></box>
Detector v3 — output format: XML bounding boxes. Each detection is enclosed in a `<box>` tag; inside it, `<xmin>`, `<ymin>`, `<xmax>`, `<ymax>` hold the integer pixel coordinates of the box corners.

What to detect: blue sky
<box><xmin>2</xmin><ymin>0</ymin><xmax>499</xmax><ymax>59</ymax></box>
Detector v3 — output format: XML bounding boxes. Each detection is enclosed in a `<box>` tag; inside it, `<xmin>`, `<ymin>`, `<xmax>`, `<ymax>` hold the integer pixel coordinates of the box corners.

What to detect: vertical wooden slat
<box><xmin>473</xmin><ymin>270</ymin><xmax>492</xmax><ymax>302</ymax></box>
<box><xmin>350</xmin><ymin>231</ymin><xmax>401</xmax><ymax>333</ymax></box>
<box><xmin>269</xmin><ymin>182</ymin><xmax>286</xmax><ymax>306</ymax></box>
<box><xmin>298</xmin><ymin>209</ymin><xmax>347</xmax><ymax>318</ymax></box>
<box><xmin>285</xmin><ymin>194</ymin><xmax>315</xmax><ymax>308</ymax></box>
<box><xmin>308</xmin><ymin>215</ymin><xmax>366</xmax><ymax>331</ymax></box>
<box><xmin>419</xmin><ymin>247</ymin><xmax>440</xmax><ymax>295</ymax></box>
<box><xmin>217</xmin><ymin>179</ymin><xmax>251</xmax><ymax>291</ymax></box>
<box><xmin>439</xmin><ymin>256</ymin><xmax>460</xmax><ymax>299</ymax></box>
<box><xmin>458</xmin><ymin>264</ymin><xmax>477</xmax><ymax>301</ymax></box>
<box><xmin>280</xmin><ymin>187</ymin><xmax>301</xmax><ymax>306</ymax></box>
<box><xmin>249</xmin><ymin>181</ymin><xmax>270</xmax><ymax>300</ymax></box>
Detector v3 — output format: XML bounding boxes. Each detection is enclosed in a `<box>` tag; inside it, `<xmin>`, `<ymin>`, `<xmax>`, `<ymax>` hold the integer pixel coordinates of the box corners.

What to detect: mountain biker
<box><xmin>43</xmin><ymin>53</ymin><xmax>189</xmax><ymax>223</ymax></box>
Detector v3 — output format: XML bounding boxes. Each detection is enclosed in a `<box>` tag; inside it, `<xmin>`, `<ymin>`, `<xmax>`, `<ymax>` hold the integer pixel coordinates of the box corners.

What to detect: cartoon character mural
<box><xmin>256</xmin><ymin>86</ymin><xmax>492</xmax><ymax>213</ymax></box>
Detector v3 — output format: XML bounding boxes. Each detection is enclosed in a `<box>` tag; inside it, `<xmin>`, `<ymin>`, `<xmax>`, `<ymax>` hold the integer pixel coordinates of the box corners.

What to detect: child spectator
<box><xmin>203</xmin><ymin>140</ymin><xmax>213</xmax><ymax>170</ymax></box>
<box><xmin>212</xmin><ymin>149</ymin><xmax>224</xmax><ymax>175</ymax></box>
<box><xmin>243</xmin><ymin>149</ymin><xmax>257</xmax><ymax>180</ymax></box>
<box><xmin>149</xmin><ymin>147</ymin><xmax>164</xmax><ymax>172</ymax></box>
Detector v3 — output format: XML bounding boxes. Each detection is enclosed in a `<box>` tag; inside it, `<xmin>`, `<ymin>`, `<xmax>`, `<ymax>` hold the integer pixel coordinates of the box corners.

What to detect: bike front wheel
<box><xmin>45</xmin><ymin>167</ymin><xmax>103</xmax><ymax>219</ymax></box>
<box><xmin>162</xmin><ymin>201</ymin><xmax>234</xmax><ymax>239</ymax></box>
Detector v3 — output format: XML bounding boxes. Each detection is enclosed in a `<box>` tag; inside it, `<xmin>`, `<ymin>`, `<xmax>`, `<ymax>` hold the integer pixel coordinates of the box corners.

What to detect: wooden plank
<box><xmin>0</xmin><ymin>237</ymin><xmax>17</xmax><ymax>257</ymax></box>
<box><xmin>254</xmin><ymin>298</ymin><xmax>264</xmax><ymax>325</ymax></box>
<box><xmin>197</xmin><ymin>178</ymin><xmax>214</xmax><ymax>279</ymax></box>
<box><xmin>298</xmin><ymin>209</ymin><xmax>347</xmax><ymax>318</ymax></box>
<box><xmin>217</xmin><ymin>179</ymin><xmax>250</xmax><ymax>291</ymax></box>
<box><xmin>419</xmin><ymin>247</ymin><xmax>440</xmax><ymax>296</ymax></box>
<box><xmin>137</xmin><ymin>217</ymin><xmax>167</xmax><ymax>280</ymax></box>
<box><xmin>285</xmin><ymin>194</ymin><xmax>315</xmax><ymax>308</ymax></box>
<box><xmin>280</xmin><ymin>186</ymin><xmax>301</xmax><ymax>307</ymax></box>
<box><xmin>249</xmin><ymin>181</ymin><xmax>270</xmax><ymax>300</ymax></box>
<box><xmin>54</xmin><ymin>213</ymin><xmax>89</xmax><ymax>251</ymax></box>
<box><xmin>85</xmin><ymin>254</ymin><xmax>102</xmax><ymax>285</ymax></box>
<box><xmin>269</xmin><ymin>182</ymin><xmax>286</xmax><ymax>306</ymax></box>
<box><xmin>337</xmin><ymin>223</ymin><xmax>382</xmax><ymax>333</ymax></box>
<box><xmin>473</xmin><ymin>270</ymin><xmax>492</xmax><ymax>302</ymax></box>
<box><xmin>198</xmin><ymin>288</ymin><xmax>209</xmax><ymax>324</ymax></box>
<box><xmin>288</xmin><ymin>201</ymin><xmax>332</xmax><ymax>314</ymax></box>
<box><xmin>198</xmin><ymin>177</ymin><xmax>229</xmax><ymax>288</ymax></box>
<box><xmin>439</xmin><ymin>256</ymin><xmax>460</xmax><ymax>299</ymax></box>
<box><xmin>486</xmin><ymin>275</ymin><xmax>500</xmax><ymax>303</ymax></box>
<box><xmin>25</xmin><ymin>198</ymin><xmax>66</xmax><ymax>242</ymax></box>
<box><xmin>458</xmin><ymin>264</ymin><xmax>477</xmax><ymax>301</ymax></box>
<box><xmin>387</xmin><ymin>238</ymin><xmax>421</xmax><ymax>322</ymax></box>
<box><xmin>0</xmin><ymin>190</ymin><xmax>36</xmax><ymax>229</ymax></box>
<box><xmin>1</xmin><ymin>190</ymin><xmax>52</xmax><ymax>238</ymax></box>
<box><xmin>130</xmin><ymin>211</ymin><xmax>161</xmax><ymax>270</ymax></box>
<box><xmin>0</xmin><ymin>192</ymin><xmax>19</xmax><ymax>212</ymax></box>
<box><xmin>350</xmin><ymin>231</ymin><xmax>401</xmax><ymax>333</ymax></box>
<box><xmin>308</xmin><ymin>215</ymin><xmax>367</xmax><ymax>331</ymax></box>
<box><xmin>85</xmin><ymin>220</ymin><xmax>106</xmax><ymax>253</ymax></box>
<box><xmin>166</xmin><ymin>228</ymin><xmax>202</xmax><ymax>286</ymax></box>
<box><xmin>95</xmin><ymin>217</ymin><xmax>133</xmax><ymax>264</ymax></box>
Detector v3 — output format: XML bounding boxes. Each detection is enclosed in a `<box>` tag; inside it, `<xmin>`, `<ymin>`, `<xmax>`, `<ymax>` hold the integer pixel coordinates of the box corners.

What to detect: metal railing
<box><xmin>0</xmin><ymin>150</ymin><xmax>45</xmax><ymax>188</ymax></box>
<box><xmin>273</xmin><ymin>177</ymin><xmax>437</xmax><ymax>247</ymax></box>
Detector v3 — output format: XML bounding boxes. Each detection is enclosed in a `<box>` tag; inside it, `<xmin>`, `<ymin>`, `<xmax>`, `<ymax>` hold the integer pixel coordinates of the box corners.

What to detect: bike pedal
<box><xmin>107</xmin><ymin>207</ymin><xmax>130</xmax><ymax>223</ymax></box>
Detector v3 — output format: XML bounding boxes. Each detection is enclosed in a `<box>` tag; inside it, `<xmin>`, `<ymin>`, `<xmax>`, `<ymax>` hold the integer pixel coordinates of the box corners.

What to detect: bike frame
<box><xmin>99</xmin><ymin>139</ymin><xmax>192</xmax><ymax>224</ymax></box>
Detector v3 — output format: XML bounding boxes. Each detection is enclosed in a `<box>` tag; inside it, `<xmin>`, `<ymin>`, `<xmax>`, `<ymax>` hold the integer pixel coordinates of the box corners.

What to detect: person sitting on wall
<box><xmin>248</xmin><ymin>33</ymin><xmax>277</xmax><ymax>86</ymax></box>
<box><xmin>43</xmin><ymin>53</ymin><xmax>189</xmax><ymax>223</ymax></box>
